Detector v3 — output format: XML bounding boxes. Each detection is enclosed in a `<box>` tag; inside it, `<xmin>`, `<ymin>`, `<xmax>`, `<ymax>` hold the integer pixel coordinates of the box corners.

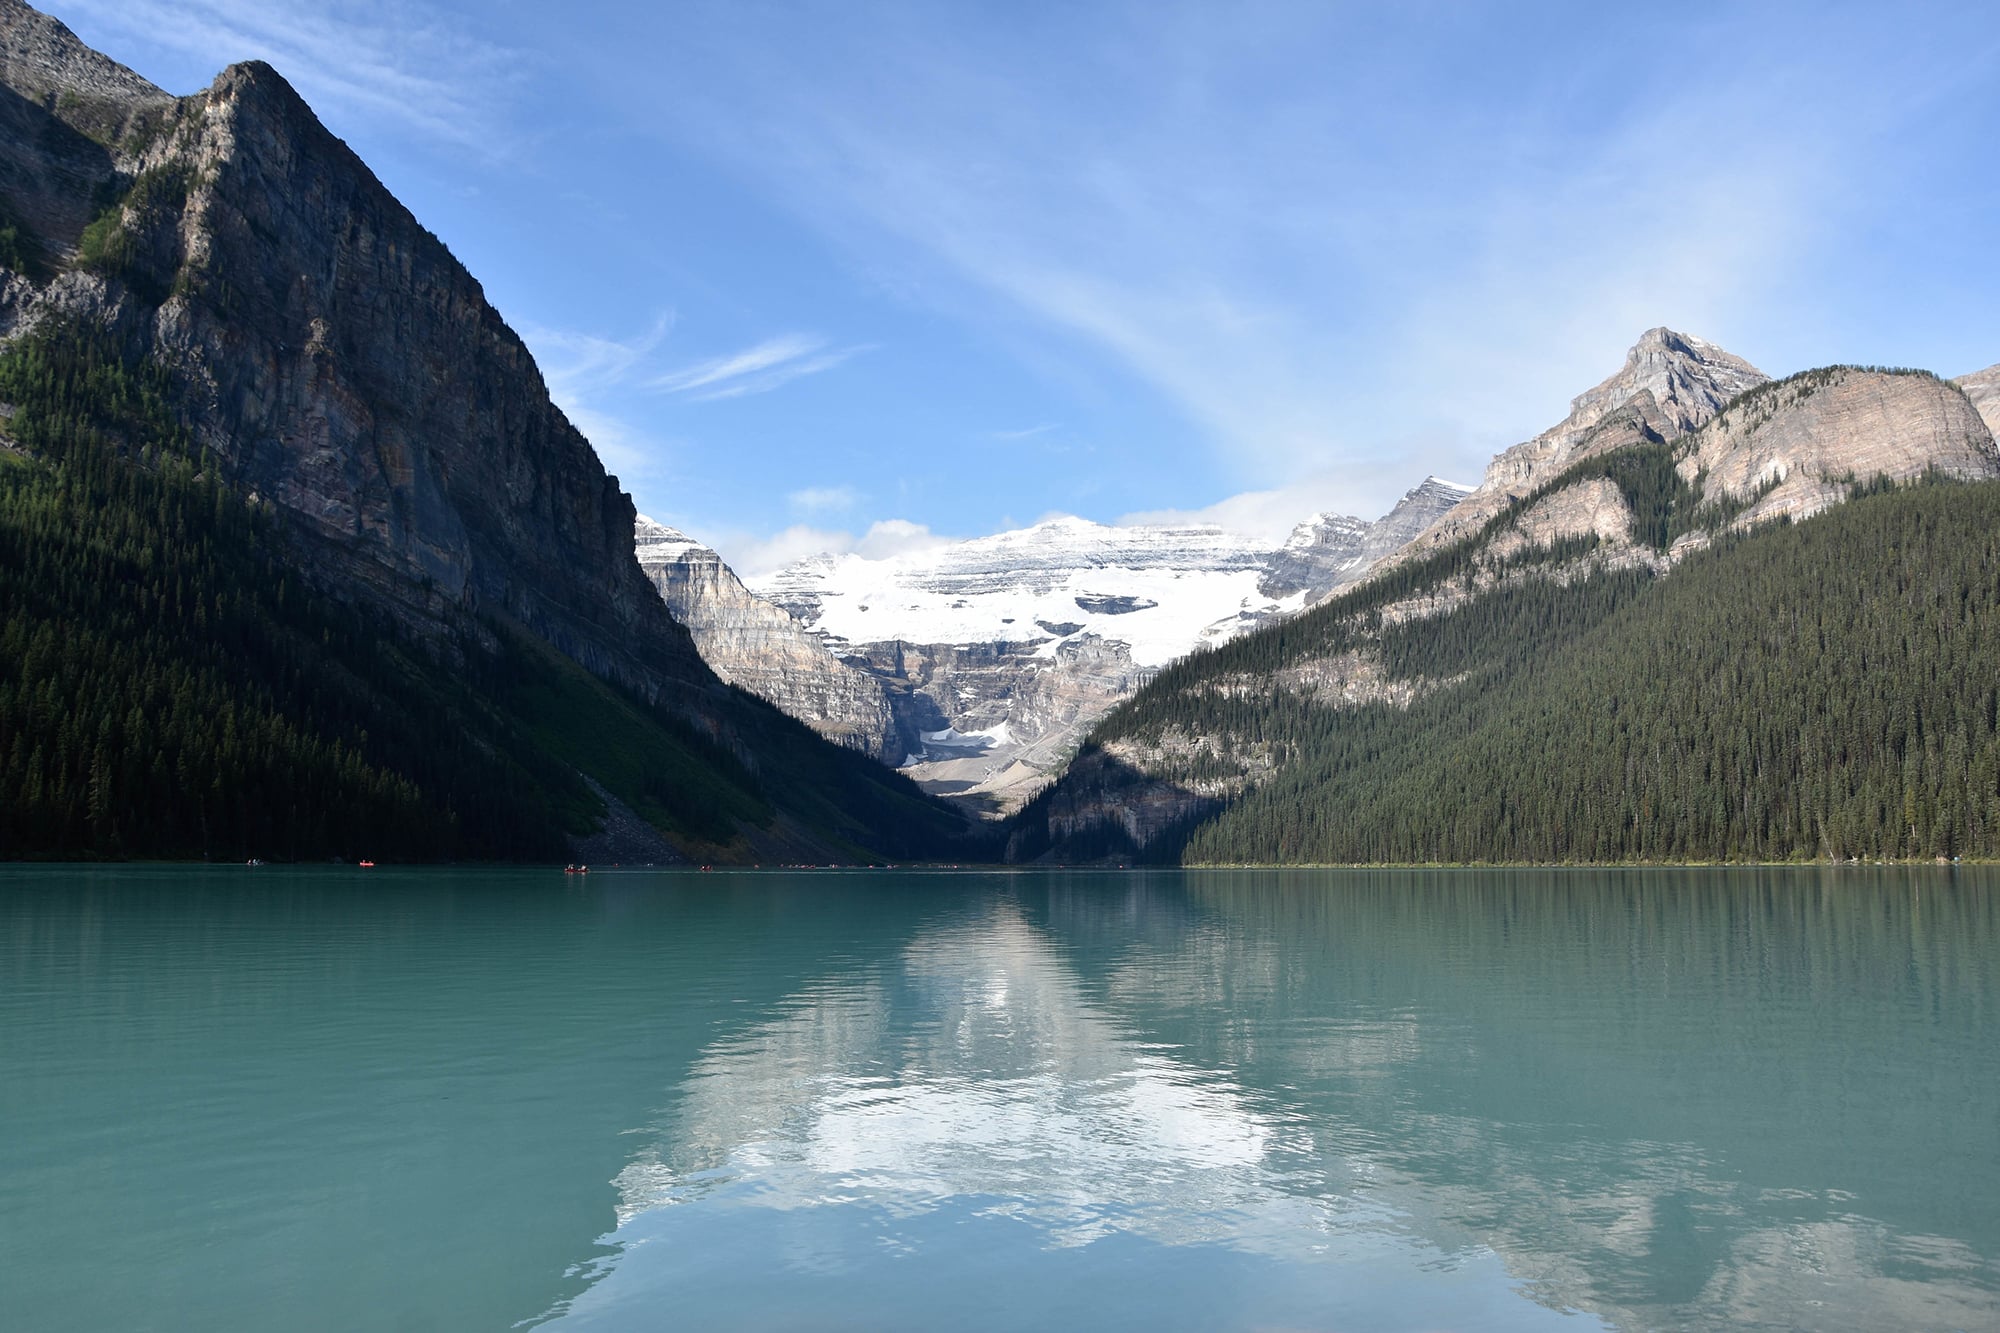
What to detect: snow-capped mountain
<box><xmin>633</xmin><ymin>481</ymin><xmax>1470</xmax><ymax>817</ymax></box>
<box><xmin>753</xmin><ymin>516</ymin><xmax>1292</xmax><ymax>671</ymax></box>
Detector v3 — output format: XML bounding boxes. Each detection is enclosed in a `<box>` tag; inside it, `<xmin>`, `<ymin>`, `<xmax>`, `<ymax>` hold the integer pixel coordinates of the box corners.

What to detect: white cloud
<box><xmin>64</xmin><ymin>0</ymin><xmax>524</xmax><ymax>150</ymax></box>
<box><xmin>853</xmin><ymin>518</ymin><xmax>950</xmax><ymax>561</ymax></box>
<box><xmin>707</xmin><ymin>517</ymin><xmax>952</xmax><ymax>579</ymax></box>
<box><xmin>650</xmin><ymin>335</ymin><xmax>870</xmax><ymax>401</ymax></box>
<box><xmin>787</xmin><ymin>485</ymin><xmax>860</xmax><ymax>515</ymax></box>
<box><xmin>1118</xmin><ymin>446</ymin><xmax>1480</xmax><ymax>545</ymax></box>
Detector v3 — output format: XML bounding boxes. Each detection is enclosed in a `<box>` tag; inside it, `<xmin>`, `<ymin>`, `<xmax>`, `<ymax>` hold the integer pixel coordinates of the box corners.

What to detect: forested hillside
<box><xmin>0</xmin><ymin>325</ymin><xmax>964</xmax><ymax>862</ymax></box>
<box><xmin>1014</xmin><ymin>470</ymin><xmax>2000</xmax><ymax>865</ymax></box>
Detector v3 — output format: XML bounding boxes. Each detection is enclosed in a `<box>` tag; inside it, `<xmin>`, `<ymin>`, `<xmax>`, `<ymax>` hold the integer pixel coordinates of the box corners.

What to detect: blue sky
<box><xmin>59</xmin><ymin>0</ymin><xmax>2000</xmax><ymax>572</ymax></box>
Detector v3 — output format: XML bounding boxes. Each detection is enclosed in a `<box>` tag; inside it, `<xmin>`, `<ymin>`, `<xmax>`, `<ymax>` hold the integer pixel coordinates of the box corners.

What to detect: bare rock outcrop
<box><xmin>843</xmin><ymin>633</ymin><xmax>1154</xmax><ymax>816</ymax></box>
<box><xmin>1680</xmin><ymin>367</ymin><xmax>2000</xmax><ymax>526</ymax></box>
<box><xmin>1483</xmin><ymin>475</ymin><xmax>1634</xmax><ymax>563</ymax></box>
<box><xmin>0</xmin><ymin>2</ymin><xmax>171</xmax><ymax>261</ymax></box>
<box><xmin>1402</xmin><ymin>328</ymin><xmax>1766</xmax><ymax>558</ymax></box>
<box><xmin>1953</xmin><ymin>363</ymin><xmax>2000</xmax><ymax>440</ymax></box>
<box><xmin>635</xmin><ymin>518</ymin><xmax>896</xmax><ymax>758</ymax></box>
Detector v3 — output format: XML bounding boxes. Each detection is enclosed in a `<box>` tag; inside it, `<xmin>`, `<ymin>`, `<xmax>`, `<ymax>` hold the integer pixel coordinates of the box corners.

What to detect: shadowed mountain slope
<box><xmin>0</xmin><ymin>0</ymin><xmax>969</xmax><ymax>863</ymax></box>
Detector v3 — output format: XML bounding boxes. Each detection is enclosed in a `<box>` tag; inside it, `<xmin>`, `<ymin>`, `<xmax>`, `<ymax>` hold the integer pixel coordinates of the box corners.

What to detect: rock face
<box><xmin>1483</xmin><ymin>476</ymin><xmax>1635</xmax><ymax>563</ymax></box>
<box><xmin>634</xmin><ymin>518</ymin><xmax>896</xmax><ymax>758</ymax></box>
<box><xmin>843</xmin><ymin>633</ymin><xmax>1156</xmax><ymax>815</ymax></box>
<box><xmin>1678</xmin><ymin>367</ymin><xmax>1999</xmax><ymax>528</ymax></box>
<box><xmin>0</xmin><ymin>4</ymin><xmax>170</xmax><ymax>263</ymax></box>
<box><xmin>0</xmin><ymin>0</ymin><xmax>972</xmax><ymax>862</ymax></box>
<box><xmin>1260</xmin><ymin>476</ymin><xmax>1471</xmax><ymax>600</ymax></box>
<box><xmin>0</xmin><ymin>0</ymin><xmax>710</xmax><ymax>705</ymax></box>
<box><xmin>1953</xmin><ymin>363</ymin><xmax>2000</xmax><ymax>440</ymax></box>
<box><xmin>1404</xmin><ymin>327</ymin><xmax>1768</xmax><ymax>558</ymax></box>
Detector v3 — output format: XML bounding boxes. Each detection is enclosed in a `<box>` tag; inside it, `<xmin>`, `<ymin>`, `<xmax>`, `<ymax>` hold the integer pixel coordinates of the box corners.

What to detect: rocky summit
<box><xmin>0</xmin><ymin>3</ymin><xmax>706</xmax><ymax>702</ymax></box>
<box><xmin>1400</xmin><ymin>327</ymin><xmax>1769</xmax><ymax>559</ymax></box>
<box><xmin>1261</xmin><ymin>476</ymin><xmax>1471</xmax><ymax>603</ymax></box>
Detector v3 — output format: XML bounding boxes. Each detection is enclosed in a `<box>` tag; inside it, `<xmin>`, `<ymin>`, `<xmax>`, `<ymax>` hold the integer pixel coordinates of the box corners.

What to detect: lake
<box><xmin>2</xmin><ymin>865</ymin><xmax>1996</xmax><ymax>1330</ymax></box>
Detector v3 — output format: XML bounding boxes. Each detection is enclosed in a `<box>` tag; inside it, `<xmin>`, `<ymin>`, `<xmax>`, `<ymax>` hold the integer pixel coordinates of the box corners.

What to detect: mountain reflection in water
<box><xmin>551</xmin><ymin>869</ymin><xmax>2000</xmax><ymax>1332</ymax></box>
<box><xmin>4</xmin><ymin>866</ymin><xmax>1993</xmax><ymax>1331</ymax></box>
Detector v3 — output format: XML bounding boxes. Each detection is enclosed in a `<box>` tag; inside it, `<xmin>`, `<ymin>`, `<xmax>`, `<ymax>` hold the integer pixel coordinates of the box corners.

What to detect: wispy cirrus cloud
<box><xmin>518</xmin><ymin>315</ymin><xmax>871</xmax><ymax>489</ymax></box>
<box><xmin>650</xmin><ymin>334</ymin><xmax>870</xmax><ymax>401</ymax></box>
<box><xmin>62</xmin><ymin>0</ymin><xmax>524</xmax><ymax>150</ymax></box>
<box><xmin>596</xmin><ymin>2</ymin><xmax>1998</xmax><ymax>516</ymax></box>
<box><xmin>526</xmin><ymin>313</ymin><xmax>676</xmax><ymax>402</ymax></box>
<box><xmin>518</xmin><ymin>313</ymin><xmax>679</xmax><ymax>482</ymax></box>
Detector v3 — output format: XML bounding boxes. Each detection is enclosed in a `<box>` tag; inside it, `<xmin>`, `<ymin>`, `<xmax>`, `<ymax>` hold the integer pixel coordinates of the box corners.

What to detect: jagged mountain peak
<box><xmin>1396</xmin><ymin>328</ymin><xmax>1768</xmax><ymax>559</ymax></box>
<box><xmin>1275</xmin><ymin>471</ymin><xmax>1477</xmax><ymax>561</ymax></box>
<box><xmin>1281</xmin><ymin>510</ymin><xmax>1369</xmax><ymax>551</ymax></box>
<box><xmin>1566</xmin><ymin>326</ymin><xmax>1768</xmax><ymax>439</ymax></box>
<box><xmin>1399</xmin><ymin>475</ymin><xmax>1476</xmax><ymax>508</ymax></box>
<box><xmin>1261</xmin><ymin>475</ymin><xmax>1473</xmax><ymax>603</ymax></box>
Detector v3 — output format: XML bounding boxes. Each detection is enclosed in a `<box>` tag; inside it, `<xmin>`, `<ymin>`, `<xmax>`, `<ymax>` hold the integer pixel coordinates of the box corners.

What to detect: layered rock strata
<box><xmin>634</xmin><ymin>518</ymin><xmax>895</xmax><ymax>758</ymax></box>
<box><xmin>1679</xmin><ymin>367</ymin><xmax>1999</xmax><ymax>530</ymax></box>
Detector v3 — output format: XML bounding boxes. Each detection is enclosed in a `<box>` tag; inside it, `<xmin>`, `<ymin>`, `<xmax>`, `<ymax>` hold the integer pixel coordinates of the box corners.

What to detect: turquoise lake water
<box><xmin>2</xmin><ymin>865</ymin><xmax>1996</xmax><ymax>1330</ymax></box>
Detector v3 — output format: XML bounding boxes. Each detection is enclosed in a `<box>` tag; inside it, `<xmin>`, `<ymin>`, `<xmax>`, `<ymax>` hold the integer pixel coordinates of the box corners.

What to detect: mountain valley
<box><xmin>643</xmin><ymin>479</ymin><xmax>1469</xmax><ymax>815</ymax></box>
<box><xmin>0</xmin><ymin>0</ymin><xmax>1996</xmax><ymax>869</ymax></box>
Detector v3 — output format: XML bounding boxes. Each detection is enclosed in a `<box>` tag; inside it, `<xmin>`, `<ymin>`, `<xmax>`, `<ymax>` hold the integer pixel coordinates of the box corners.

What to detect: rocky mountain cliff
<box><xmin>634</xmin><ymin>518</ymin><xmax>896</xmax><ymax>758</ymax></box>
<box><xmin>1399</xmin><ymin>327</ymin><xmax>1768</xmax><ymax>560</ymax></box>
<box><xmin>1673</xmin><ymin>365</ymin><xmax>1996</xmax><ymax>537</ymax></box>
<box><xmin>0</xmin><ymin>12</ymin><xmax>702</xmax><ymax>700</ymax></box>
<box><xmin>0</xmin><ymin>0</ymin><xmax>965</xmax><ymax>862</ymax></box>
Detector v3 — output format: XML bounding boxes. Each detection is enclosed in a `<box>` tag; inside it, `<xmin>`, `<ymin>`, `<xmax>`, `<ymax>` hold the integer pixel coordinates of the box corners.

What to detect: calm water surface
<box><xmin>2</xmin><ymin>866</ymin><xmax>1996</xmax><ymax>1330</ymax></box>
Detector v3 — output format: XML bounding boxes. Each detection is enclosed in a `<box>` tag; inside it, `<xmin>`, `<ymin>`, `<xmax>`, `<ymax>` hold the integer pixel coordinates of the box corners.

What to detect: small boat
<box><xmin>358</xmin><ymin>859</ymin><xmax>375</xmax><ymax>868</ymax></box>
<box><xmin>563</xmin><ymin>864</ymin><xmax>588</xmax><ymax>875</ymax></box>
